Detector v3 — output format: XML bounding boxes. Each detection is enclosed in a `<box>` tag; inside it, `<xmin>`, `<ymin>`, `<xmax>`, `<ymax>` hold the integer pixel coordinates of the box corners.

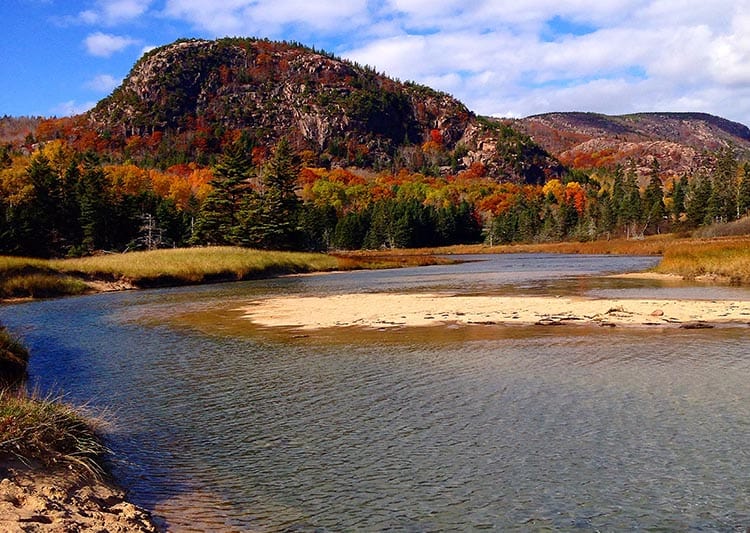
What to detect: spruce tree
<box><xmin>247</xmin><ymin>138</ymin><xmax>302</xmax><ymax>248</ymax></box>
<box><xmin>193</xmin><ymin>141</ymin><xmax>253</xmax><ymax>245</ymax></box>
<box><xmin>737</xmin><ymin>163</ymin><xmax>750</xmax><ymax>218</ymax></box>
<box><xmin>685</xmin><ymin>174</ymin><xmax>712</xmax><ymax>228</ymax></box>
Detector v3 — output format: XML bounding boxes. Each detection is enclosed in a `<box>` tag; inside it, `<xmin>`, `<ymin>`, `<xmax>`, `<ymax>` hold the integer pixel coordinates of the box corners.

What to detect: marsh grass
<box><xmin>0</xmin><ymin>389</ymin><xmax>107</xmax><ymax>478</ymax></box>
<box><xmin>0</xmin><ymin>326</ymin><xmax>29</xmax><ymax>387</ymax></box>
<box><xmin>0</xmin><ymin>247</ymin><xmax>342</xmax><ymax>297</ymax></box>
<box><xmin>0</xmin><ymin>273</ymin><xmax>90</xmax><ymax>299</ymax></box>
<box><xmin>693</xmin><ymin>216</ymin><xmax>750</xmax><ymax>238</ymax></box>
<box><xmin>654</xmin><ymin>237</ymin><xmax>750</xmax><ymax>284</ymax></box>
<box><xmin>0</xmin><ymin>256</ymin><xmax>89</xmax><ymax>299</ymax></box>
<box><xmin>356</xmin><ymin>235</ymin><xmax>676</xmax><ymax>257</ymax></box>
<box><xmin>332</xmin><ymin>252</ymin><xmax>456</xmax><ymax>270</ymax></box>
<box><xmin>49</xmin><ymin>247</ymin><xmax>341</xmax><ymax>285</ymax></box>
<box><xmin>0</xmin><ymin>326</ymin><xmax>108</xmax><ymax>477</ymax></box>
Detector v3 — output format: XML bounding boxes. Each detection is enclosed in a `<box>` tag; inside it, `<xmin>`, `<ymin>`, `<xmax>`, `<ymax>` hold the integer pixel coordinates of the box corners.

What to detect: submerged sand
<box><xmin>240</xmin><ymin>292</ymin><xmax>750</xmax><ymax>330</ymax></box>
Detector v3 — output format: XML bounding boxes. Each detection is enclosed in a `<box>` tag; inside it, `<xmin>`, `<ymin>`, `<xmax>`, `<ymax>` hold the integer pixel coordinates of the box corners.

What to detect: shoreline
<box><xmin>240</xmin><ymin>291</ymin><xmax>750</xmax><ymax>330</ymax></box>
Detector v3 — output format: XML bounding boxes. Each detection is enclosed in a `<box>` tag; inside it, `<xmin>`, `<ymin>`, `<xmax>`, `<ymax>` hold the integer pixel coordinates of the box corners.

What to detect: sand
<box><xmin>240</xmin><ymin>292</ymin><xmax>750</xmax><ymax>330</ymax></box>
<box><xmin>0</xmin><ymin>459</ymin><xmax>159</xmax><ymax>532</ymax></box>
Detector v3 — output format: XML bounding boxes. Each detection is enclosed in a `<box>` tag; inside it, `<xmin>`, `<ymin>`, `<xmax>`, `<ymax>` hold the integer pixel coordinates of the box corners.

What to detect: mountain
<box><xmin>36</xmin><ymin>38</ymin><xmax>750</xmax><ymax>184</ymax></box>
<box><xmin>512</xmin><ymin>112</ymin><xmax>750</xmax><ymax>179</ymax></box>
<box><xmin>87</xmin><ymin>38</ymin><xmax>562</xmax><ymax>183</ymax></box>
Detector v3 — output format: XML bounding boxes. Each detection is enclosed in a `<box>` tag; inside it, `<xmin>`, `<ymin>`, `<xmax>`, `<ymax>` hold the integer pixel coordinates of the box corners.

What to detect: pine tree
<box><xmin>712</xmin><ymin>147</ymin><xmax>739</xmax><ymax>222</ymax></box>
<box><xmin>643</xmin><ymin>171</ymin><xmax>665</xmax><ymax>234</ymax></box>
<box><xmin>737</xmin><ymin>163</ymin><xmax>750</xmax><ymax>218</ymax></box>
<box><xmin>77</xmin><ymin>164</ymin><xmax>110</xmax><ymax>252</ymax></box>
<box><xmin>193</xmin><ymin>141</ymin><xmax>253</xmax><ymax>245</ymax></box>
<box><xmin>23</xmin><ymin>153</ymin><xmax>60</xmax><ymax>256</ymax></box>
<box><xmin>671</xmin><ymin>175</ymin><xmax>688</xmax><ymax>221</ymax></box>
<box><xmin>685</xmin><ymin>174</ymin><xmax>712</xmax><ymax>228</ymax></box>
<box><xmin>245</xmin><ymin>138</ymin><xmax>302</xmax><ymax>249</ymax></box>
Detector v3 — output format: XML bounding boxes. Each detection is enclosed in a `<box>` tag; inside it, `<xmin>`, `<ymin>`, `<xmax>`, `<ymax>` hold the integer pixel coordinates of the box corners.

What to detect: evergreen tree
<box><xmin>643</xmin><ymin>172</ymin><xmax>665</xmax><ymax>233</ymax></box>
<box><xmin>333</xmin><ymin>211</ymin><xmax>370</xmax><ymax>249</ymax></box>
<box><xmin>737</xmin><ymin>163</ymin><xmax>750</xmax><ymax>218</ymax></box>
<box><xmin>618</xmin><ymin>168</ymin><xmax>643</xmax><ymax>237</ymax></box>
<box><xmin>23</xmin><ymin>153</ymin><xmax>60</xmax><ymax>256</ymax></box>
<box><xmin>77</xmin><ymin>164</ymin><xmax>111</xmax><ymax>252</ymax></box>
<box><xmin>710</xmin><ymin>147</ymin><xmax>739</xmax><ymax>222</ymax></box>
<box><xmin>244</xmin><ymin>137</ymin><xmax>303</xmax><ymax>249</ymax></box>
<box><xmin>193</xmin><ymin>141</ymin><xmax>253</xmax><ymax>245</ymax></box>
<box><xmin>685</xmin><ymin>174</ymin><xmax>712</xmax><ymax>228</ymax></box>
<box><xmin>671</xmin><ymin>175</ymin><xmax>688</xmax><ymax>221</ymax></box>
<box><xmin>298</xmin><ymin>203</ymin><xmax>337</xmax><ymax>251</ymax></box>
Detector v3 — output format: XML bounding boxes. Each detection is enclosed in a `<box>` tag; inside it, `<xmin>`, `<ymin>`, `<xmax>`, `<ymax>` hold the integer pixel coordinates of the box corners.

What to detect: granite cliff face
<box><xmin>87</xmin><ymin>38</ymin><xmax>560</xmax><ymax>182</ymax></box>
<box><xmin>89</xmin><ymin>40</ymin><xmax>469</xmax><ymax>159</ymax></box>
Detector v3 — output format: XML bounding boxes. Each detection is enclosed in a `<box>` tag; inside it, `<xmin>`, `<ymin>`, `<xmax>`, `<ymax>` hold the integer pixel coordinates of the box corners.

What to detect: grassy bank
<box><xmin>4</xmin><ymin>236</ymin><xmax>750</xmax><ymax>301</ymax></box>
<box><xmin>48</xmin><ymin>247</ymin><xmax>341</xmax><ymax>286</ymax></box>
<box><xmin>0</xmin><ymin>325</ymin><xmax>29</xmax><ymax>386</ymax></box>
<box><xmin>1</xmin><ymin>325</ymin><xmax>106</xmax><ymax>477</ymax></box>
<box><xmin>0</xmin><ymin>247</ymin><xmax>455</xmax><ymax>300</ymax></box>
<box><xmin>336</xmin><ymin>234</ymin><xmax>750</xmax><ymax>285</ymax></box>
<box><xmin>0</xmin><ymin>389</ymin><xmax>107</xmax><ymax>476</ymax></box>
<box><xmin>0</xmin><ymin>247</ymin><xmax>339</xmax><ymax>299</ymax></box>
<box><xmin>654</xmin><ymin>238</ymin><xmax>750</xmax><ymax>284</ymax></box>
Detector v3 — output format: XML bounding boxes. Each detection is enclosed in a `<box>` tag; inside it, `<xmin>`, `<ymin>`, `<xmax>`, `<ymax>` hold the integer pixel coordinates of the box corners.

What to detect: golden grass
<box><xmin>0</xmin><ymin>273</ymin><xmax>89</xmax><ymax>299</ymax></box>
<box><xmin>0</xmin><ymin>389</ymin><xmax>107</xmax><ymax>477</ymax></box>
<box><xmin>418</xmin><ymin>235</ymin><xmax>677</xmax><ymax>256</ymax></box>
<box><xmin>654</xmin><ymin>237</ymin><xmax>750</xmax><ymax>284</ymax></box>
<box><xmin>48</xmin><ymin>247</ymin><xmax>340</xmax><ymax>285</ymax></box>
<box><xmin>4</xmin><ymin>236</ymin><xmax>750</xmax><ymax>299</ymax></box>
<box><xmin>0</xmin><ymin>326</ymin><xmax>29</xmax><ymax>388</ymax></box>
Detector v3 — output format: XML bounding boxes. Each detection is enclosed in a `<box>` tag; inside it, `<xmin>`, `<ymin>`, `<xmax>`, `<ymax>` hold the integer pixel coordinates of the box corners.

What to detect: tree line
<box><xmin>1</xmin><ymin>137</ymin><xmax>749</xmax><ymax>258</ymax></box>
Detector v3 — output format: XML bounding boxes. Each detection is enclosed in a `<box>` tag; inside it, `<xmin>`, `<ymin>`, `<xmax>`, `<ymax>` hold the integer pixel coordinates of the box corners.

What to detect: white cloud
<box><xmin>52</xmin><ymin>100</ymin><xmax>97</xmax><ymax>117</ymax></box>
<box><xmin>85</xmin><ymin>74</ymin><xmax>121</xmax><ymax>92</ymax></box>
<box><xmin>85</xmin><ymin>32</ymin><xmax>139</xmax><ymax>57</ymax></box>
<box><xmin>76</xmin><ymin>0</ymin><xmax>153</xmax><ymax>25</ymax></box>
<box><xmin>163</xmin><ymin>0</ymin><xmax>369</xmax><ymax>36</ymax></box>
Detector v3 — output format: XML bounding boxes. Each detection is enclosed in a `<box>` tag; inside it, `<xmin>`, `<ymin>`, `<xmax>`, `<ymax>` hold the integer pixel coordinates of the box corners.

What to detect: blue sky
<box><xmin>3</xmin><ymin>0</ymin><xmax>750</xmax><ymax>125</ymax></box>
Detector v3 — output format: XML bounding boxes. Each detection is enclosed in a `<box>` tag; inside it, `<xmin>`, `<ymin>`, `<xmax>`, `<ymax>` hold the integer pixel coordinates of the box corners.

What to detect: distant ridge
<box><xmin>512</xmin><ymin>111</ymin><xmax>750</xmax><ymax>178</ymax></box>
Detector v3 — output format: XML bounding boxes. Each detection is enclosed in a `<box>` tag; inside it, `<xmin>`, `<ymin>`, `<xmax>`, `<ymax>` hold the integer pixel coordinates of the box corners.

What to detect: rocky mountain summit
<box><xmin>80</xmin><ymin>38</ymin><xmax>750</xmax><ymax>182</ymax></box>
<box><xmin>86</xmin><ymin>38</ymin><xmax>561</xmax><ymax>182</ymax></box>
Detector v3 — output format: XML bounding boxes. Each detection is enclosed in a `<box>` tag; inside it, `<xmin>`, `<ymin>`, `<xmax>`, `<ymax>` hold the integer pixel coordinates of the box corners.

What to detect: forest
<box><xmin>1</xmin><ymin>119</ymin><xmax>750</xmax><ymax>258</ymax></box>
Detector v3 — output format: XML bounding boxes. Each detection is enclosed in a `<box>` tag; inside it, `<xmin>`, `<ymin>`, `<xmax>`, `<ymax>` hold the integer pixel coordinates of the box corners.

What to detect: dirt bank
<box><xmin>0</xmin><ymin>459</ymin><xmax>159</xmax><ymax>532</ymax></box>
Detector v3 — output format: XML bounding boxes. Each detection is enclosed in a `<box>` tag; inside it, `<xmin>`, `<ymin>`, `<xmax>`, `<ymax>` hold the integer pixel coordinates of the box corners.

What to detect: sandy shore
<box><xmin>0</xmin><ymin>460</ymin><xmax>159</xmax><ymax>532</ymax></box>
<box><xmin>240</xmin><ymin>292</ymin><xmax>750</xmax><ymax>330</ymax></box>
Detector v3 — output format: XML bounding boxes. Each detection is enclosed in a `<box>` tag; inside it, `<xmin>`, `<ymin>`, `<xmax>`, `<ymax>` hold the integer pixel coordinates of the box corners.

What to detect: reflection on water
<box><xmin>1</xmin><ymin>254</ymin><xmax>749</xmax><ymax>531</ymax></box>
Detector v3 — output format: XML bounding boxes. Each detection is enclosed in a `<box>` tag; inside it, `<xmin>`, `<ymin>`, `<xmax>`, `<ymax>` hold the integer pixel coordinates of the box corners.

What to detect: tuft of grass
<box><xmin>0</xmin><ymin>325</ymin><xmax>29</xmax><ymax>388</ymax></box>
<box><xmin>0</xmin><ymin>389</ymin><xmax>107</xmax><ymax>478</ymax></box>
<box><xmin>0</xmin><ymin>327</ymin><xmax>107</xmax><ymax>477</ymax></box>
<box><xmin>0</xmin><ymin>273</ymin><xmax>90</xmax><ymax>299</ymax></box>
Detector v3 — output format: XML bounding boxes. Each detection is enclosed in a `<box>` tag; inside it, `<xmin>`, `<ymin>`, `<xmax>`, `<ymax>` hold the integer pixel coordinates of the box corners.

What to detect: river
<box><xmin>1</xmin><ymin>254</ymin><xmax>749</xmax><ymax>531</ymax></box>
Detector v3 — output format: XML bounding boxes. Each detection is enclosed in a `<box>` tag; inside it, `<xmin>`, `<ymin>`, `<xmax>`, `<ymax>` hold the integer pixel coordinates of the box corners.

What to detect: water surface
<box><xmin>1</xmin><ymin>254</ymin><xmax>749</xmax><ymax>531</ymax></box>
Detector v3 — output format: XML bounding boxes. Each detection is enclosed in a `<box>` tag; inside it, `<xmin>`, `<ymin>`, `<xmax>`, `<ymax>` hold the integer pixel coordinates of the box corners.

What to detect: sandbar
<box><xmin>240</xmin><ymin>292</ymin><xmax>750</xmax><ymax>330</ymax></box>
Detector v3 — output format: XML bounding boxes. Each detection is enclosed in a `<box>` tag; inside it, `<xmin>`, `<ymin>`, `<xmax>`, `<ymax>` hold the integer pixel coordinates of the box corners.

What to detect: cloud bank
<box><xmin>68</xmin><ymin>0</ymin><xmax>750</xmax><ymax>123</ymax></box>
